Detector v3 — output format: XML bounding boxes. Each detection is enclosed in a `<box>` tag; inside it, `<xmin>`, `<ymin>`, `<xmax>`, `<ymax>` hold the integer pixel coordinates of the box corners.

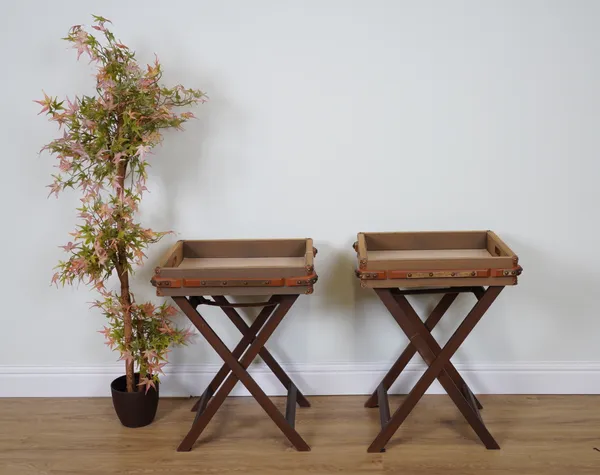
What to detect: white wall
<box><xmin>1</xmin><ymin>0</ymin><xmax>599</xmax><ymax>396</ymax></box>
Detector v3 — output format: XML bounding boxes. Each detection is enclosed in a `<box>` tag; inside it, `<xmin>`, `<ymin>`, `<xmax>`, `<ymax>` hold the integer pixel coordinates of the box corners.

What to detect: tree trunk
<box><xmin>118</xmin><ymin>264</ymin><xmax>135</xmax><ymax>392</ymax></box>
<box><xmin>116</xmin><ymin>160</ymin><xmax>136</xmax><ymax>393</ymax></box>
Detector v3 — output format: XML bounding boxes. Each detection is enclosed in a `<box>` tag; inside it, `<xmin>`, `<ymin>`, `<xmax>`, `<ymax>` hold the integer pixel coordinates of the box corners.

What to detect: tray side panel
<box><xmin>157</xmin><ymin>241</ymin><xmax>184</xmax><ymax>268</ymax></box>
<box><xmin>181</xmin><ymin>239</ymin><xmax>307</xmax><ymax>259</ymax></box>
<box><xmin>367</xmin><ymin>256</ymin><xmax>514</xmax><ymax>271</ymax></box>
<box><xmin>305</xmin><ymin>238</ymin><xmax>314</xmax><ymax>272</ymax></box>
<box><xmin>178</xmin><ymin>257</ymin><xmax>305</xmax><ymax>269</ymax></box>
<box><xmin>364</xmin><ymin>231</ymin><xmax>488</xmax><ymax>251</ymax></box>
<box><xmin>361</xmin><ymin>276</ymin><xmax>517</xmax><ymax>288</ymax></box>
<box><xmin>486</xmin><ymin>231</ymin><xmax>518</xmax><ymax>262</ymax></box>
<box><xmin>356</xmin><ymin>233</ymin><xmax>368</xmax><ymax>268</ymax></box>
<box><xmin>156</xmin><ymin>286</ymin><xmax>310</xmax><ymax>297</ymax></box>
<box><xmin>157</xmin><ymin>266</ymin><xmax>306</xmax><ymax>279</ymax></box>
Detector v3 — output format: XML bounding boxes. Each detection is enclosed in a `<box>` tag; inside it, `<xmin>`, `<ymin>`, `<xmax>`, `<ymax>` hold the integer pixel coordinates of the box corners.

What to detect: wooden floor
<box><xmin>1</xmin><ymin>395</ymin><xmax>599</xmax><ymax>474</ymax></box>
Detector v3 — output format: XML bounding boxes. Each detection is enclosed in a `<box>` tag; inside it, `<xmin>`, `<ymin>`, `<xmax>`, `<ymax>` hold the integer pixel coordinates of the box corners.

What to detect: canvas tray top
<box><xmin>353</xmin><ymin>230</ymin><xmax>522</xmax><ymax>289</ymax></box>
<box><xmin>151</xmin><ymin>239</ymin><xmax>317</xmax><ymax>296</ymax></box>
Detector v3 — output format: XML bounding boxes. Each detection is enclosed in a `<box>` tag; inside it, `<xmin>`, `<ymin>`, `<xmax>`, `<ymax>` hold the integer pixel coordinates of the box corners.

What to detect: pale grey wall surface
<box><xmin>1</xmin><ymin>1</ymin><xmax>599</xmax><ymax>374</ymax></box>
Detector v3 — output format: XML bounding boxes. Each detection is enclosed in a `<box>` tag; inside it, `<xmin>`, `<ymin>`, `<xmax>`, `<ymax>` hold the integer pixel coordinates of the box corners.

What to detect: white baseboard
<box><xmin>1</xmin><ymin>362</ymin><xmax>599</xmax><ymax>397</ymax></box>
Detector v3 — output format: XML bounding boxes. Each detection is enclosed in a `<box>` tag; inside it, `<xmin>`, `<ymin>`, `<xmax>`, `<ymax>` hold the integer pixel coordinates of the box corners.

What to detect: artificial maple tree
<box><xmin>37</xmin><ymin>16</ymin><xmax>206</xmax><ymax>393</ymax></box>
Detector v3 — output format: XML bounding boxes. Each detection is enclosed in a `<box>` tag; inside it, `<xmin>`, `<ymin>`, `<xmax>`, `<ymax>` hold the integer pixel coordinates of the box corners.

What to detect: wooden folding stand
<box><xmin>354</xmin><ymin>231</ymin><xmax>522</xmax><ymax>453</ymax></box>
<box><xmin>151</xmin><ymin>238</ymin><xmax>318</xmax><ymax>452</ymax></box>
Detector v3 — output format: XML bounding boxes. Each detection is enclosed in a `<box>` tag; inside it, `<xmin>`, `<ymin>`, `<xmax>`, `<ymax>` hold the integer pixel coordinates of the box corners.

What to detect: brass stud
<box><xmin>222</xmin><ymin>281</ymin><xmax>227</xmax><ymax>285</ymax></box>
<box><xmin>471</xmin><ymin>272</ymin><xmax>476</xmax><ymax>276</ymax></box>
<box><xmin>201</xmin><ymin>281</ymin><xmax>206</xmax><ymax>286</ymax></box>
<box><xmin>408</xmin><ymin>273</ymin><xmax>412</xmax><ymax>277</ymax></box>
<box><xmin>265</xmin><ymin>280</ymin><xmax>271</xmax><ymax>285</ymax></box>
<box><xmin>297</xmin><ymin>280</ymin><xmax>302</xmax><ymax>284</ymax></box>
<box><xmin>429</xmin><ymin>272</ymin><xmax>434</xmax><ymax>277</ymax></box>
<box><xmin>243</xmin><ymin>281</ymin><xmax>248</xmax><ymax>285</ymax></box>
<box><xmin>451</xmin><ymin>272</ymin><xmax>456</xmax><ymax>277</ymax></box>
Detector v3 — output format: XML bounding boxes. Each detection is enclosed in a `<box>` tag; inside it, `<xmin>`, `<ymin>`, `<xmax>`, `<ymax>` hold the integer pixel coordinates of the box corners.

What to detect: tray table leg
<box><xmin>392</xmin><ymin>291</ymin><xmax>485</xmax><ymax>411</ymax></box>
<box><xmin>212</xmin><ymin>296</ymin><xmax>311</xmax><ymax>408</ymax></box>
<box><xmin>367</xmin><ymin>287</ymin><xmax>503</xmax><ymax>453</ymax></box>
<box><xmin>365</xmin><ymin>291</ymin><xmax>483</xmax><ymax>411</ymax></box>
<box><xmin>390</xmin><ymin>290</ymin><xmax>500</xmax><ymax>448</ymax></box>
<box><xmin>365</xmin><ymin>293</ymin><xmax>458</xmax><ymax>407</ymax></box>
<box><xmin>189</xmin><ymin>296</ymin><xmax>279</xmax><ymax>412</ymax></box>
<box><xmin>174</xmin><ymin>295</ymin><xmax>310</xmax><ymax>452</ymax></box>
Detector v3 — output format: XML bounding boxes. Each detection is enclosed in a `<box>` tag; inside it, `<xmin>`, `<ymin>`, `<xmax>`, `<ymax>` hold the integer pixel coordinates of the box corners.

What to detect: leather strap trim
<box><xmin>285</xmin><ymin>273</ymin><xmax>318</xmax><ymax>287</ymax></box>
<box><xmin>390</xmin><ymin>269</ymin><xmax>490</xmax><ymax>279</ymax></box>
<box><xmin>151</xmin><ymin>273</ymin><xmax>318</xmax><ymax>289</ymax></box>
<box><xmin>151</xmin><ymin>277</ymin><xmax>182</xmax><ymax>288</ymax></box>
<box><xmin>355</xmin><ymin>266</ymin><xmax>522</xmax><ymax>280</ymax></box>
<box><xmin>183</xmin><ymin>278</ymin><xmax>285</xmax><ymax>288</ymax></box>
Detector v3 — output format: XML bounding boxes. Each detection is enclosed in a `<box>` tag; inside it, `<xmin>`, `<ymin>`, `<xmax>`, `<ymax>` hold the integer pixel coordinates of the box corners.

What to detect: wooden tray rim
<box><xmin>152</xmin><ymin>238</ymin><xmax>317</xmax><ymax>295</ymax></box>
<box><xmin>354</xmin><ymin>230</ymin><xmax>521</xmax><ymax>286</ymax></box>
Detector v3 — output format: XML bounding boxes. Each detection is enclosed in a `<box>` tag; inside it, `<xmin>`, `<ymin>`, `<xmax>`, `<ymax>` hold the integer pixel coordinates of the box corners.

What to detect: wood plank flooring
<box><xmin>0</xmin><ymin>395</ymin><xmax>599</xmax><ymax>474</ymax></box>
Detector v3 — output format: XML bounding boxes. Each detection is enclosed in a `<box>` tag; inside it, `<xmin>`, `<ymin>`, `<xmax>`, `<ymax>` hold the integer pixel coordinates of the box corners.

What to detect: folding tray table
<box><xmin>152</xmin><ymin>238</ymin><xmax>318</xmax><ymax>451</ymax></box>
<box><xmin>353</xmin><ymin>230</ymin><xmax>522</xmax><ymax>452</ymax></box>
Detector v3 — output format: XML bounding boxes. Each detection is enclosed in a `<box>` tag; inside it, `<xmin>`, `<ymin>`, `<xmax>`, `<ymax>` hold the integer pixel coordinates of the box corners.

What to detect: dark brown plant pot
<box><xmin>110</xmin><ymin>373</ymin><xmax>159</xmax><ymax>428</ymax></box>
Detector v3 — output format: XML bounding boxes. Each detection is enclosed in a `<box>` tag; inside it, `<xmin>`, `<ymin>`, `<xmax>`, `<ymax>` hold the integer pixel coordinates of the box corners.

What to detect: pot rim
<box><xmin>110</xmin><ymin>373</ymin><xmax>159</xmax><ymax>394</ymax></box>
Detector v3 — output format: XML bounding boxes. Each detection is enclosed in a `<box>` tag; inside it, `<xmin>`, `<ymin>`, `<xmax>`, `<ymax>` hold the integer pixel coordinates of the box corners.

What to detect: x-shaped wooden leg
<box><xmin>174</xmin><ymin>295</ymin><xmax>310</xmax><ymax>452</ymax></box>
<box><xmin>368</xmin><ymin>286</ymin><xmax>503</xmax><ymax>453</ymax></box>
<box><xmin>190</xmin><ymin>296</ymin><xmax>310</xmax><ymax>411</ymax></box>
<box><xmin>365</xmin><ymin>290</ymin><xmax>483</xmax><ymax>411</ymax></box>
